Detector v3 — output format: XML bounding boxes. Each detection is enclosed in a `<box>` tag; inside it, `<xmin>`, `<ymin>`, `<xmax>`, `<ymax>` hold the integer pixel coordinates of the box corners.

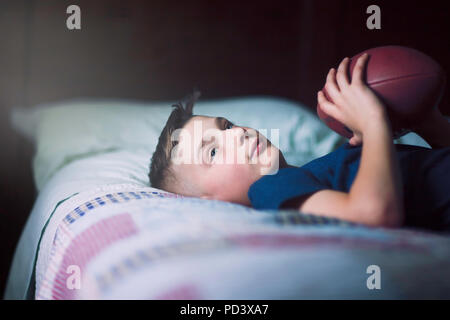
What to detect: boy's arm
<box><xmin>293</xmin><ymin>54</ymin><xmax>404</xmax><ymax>227</ymax></box>
<box><xmin>298</xmin><ymin>104</ymin><xmax>404</xmax><ymax>227</ymax></box>
<box><xmin>350</xmin><ymin>117</ymin><xmax>404</xmax><ymax>226</ymax></box>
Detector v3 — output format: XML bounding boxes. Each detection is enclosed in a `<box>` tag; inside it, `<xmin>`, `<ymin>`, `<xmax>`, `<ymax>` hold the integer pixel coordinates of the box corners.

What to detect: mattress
<box><xmin>8</xmin><ymin>152</ymin><xmax>450</xmax><ymax>299</ymax></box>
<box><xmin>6</xmin><ymin>97</ymin><xmax>449</xmax><ymax>299</ymax></box>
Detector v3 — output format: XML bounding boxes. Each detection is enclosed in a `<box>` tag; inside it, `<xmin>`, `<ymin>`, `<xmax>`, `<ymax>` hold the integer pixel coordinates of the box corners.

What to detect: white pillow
<box><xmin>14</xmin><ymin>95</ymin><xmax>434</xmax><ymax>193</ymax></box>
<box><xmin>11</xmin><ymin>96</ymin><xmax>350</xmax><ymax>191</ymax></box>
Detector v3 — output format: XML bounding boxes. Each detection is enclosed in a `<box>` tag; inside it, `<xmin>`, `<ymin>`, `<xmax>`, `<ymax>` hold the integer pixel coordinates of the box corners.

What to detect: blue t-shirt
<box><xmin>248</xmin><ymin>143</ymin><xmax>450</xmax><ymax>231</ymax></box>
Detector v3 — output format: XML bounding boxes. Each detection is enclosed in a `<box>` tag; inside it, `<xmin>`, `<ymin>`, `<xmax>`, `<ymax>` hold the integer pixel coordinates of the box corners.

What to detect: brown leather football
<box><xmin>317</xmin><ymin>46</ymin><xmax>446</xmax><ymax>139</ymax></box>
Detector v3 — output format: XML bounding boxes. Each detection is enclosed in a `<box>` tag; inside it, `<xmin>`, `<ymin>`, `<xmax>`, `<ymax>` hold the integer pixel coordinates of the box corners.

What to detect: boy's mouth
<box><xmin>250</xmin><ymin>136</ymin><xmax>259</xmax><ymax>159</ymax></box>
<box><xmin>256</xmin><ymin>135</ymin><xmax>260</xmax><ymax>155</ymax></box>
<box><xmin>257</xmin><ymin>135</ymin><xmax>268</xmax><ymax>156</ymax></box>
<box><xmin>251</xmin><ymin>134</ymin><xmax>265</xmax><ymax>159</ymax></box>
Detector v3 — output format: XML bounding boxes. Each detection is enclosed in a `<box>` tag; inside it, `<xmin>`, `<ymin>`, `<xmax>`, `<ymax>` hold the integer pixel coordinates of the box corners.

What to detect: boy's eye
<box><xmin>210</xmin><ymin>148</ymin><xmax>216</xmax><ymax>159</ymax></box>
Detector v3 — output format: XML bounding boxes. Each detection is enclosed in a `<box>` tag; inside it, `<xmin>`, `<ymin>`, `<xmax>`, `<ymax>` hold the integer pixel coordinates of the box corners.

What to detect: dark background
<box><xmin>1</xmin><ymin>0</ymin><xmax>449</xmax><ymax>297</ymax></box>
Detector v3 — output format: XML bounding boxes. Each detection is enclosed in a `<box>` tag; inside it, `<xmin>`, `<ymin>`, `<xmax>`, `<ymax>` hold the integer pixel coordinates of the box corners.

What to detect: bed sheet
<box><xmin>4</xmin><ymin>149</ymin><xmax>150</xmax><ymax>299</ymax></box>
<box><xmin>4</xmin><ymin>134</ymin><xmax>437</xmax><ymax>299</ymax></box>
<box><xmin>34</xmin><ymin>186</ymin><xmax>450</xmax><ymax>299</ymax></box>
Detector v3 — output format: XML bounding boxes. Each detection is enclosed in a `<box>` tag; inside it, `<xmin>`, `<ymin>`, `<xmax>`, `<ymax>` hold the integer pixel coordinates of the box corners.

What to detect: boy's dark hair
<box><xmin>149</xmin><ymin>90</ymin><xmax>201</xmax><ymax>190</ymax></box>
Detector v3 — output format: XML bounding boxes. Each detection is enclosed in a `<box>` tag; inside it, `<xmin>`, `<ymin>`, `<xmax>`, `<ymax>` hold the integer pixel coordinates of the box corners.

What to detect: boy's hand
<box><xmin>318</xmin><ymin>53</ymin><xmax>389</xmax><ymax>146</ymax></box>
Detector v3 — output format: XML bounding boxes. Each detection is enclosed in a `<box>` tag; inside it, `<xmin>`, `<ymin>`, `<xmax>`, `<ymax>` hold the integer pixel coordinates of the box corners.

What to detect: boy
<box><xmin>149</xmin><ymin>54</ymin><xmax>450</xmax><ymax>232</ymax></box>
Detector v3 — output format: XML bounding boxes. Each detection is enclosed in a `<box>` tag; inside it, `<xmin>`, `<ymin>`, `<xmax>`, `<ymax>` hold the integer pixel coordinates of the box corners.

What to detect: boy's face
<box><xmin>170</xmin><ymin>115</ymin><xmax>286</xmax><ymax>205</ymax></box>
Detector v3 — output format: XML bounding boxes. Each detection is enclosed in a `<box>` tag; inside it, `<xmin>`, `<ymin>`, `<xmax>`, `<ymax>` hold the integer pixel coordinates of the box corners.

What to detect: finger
<box><xmin>318</xmin><ymin>91</ymin><xmax>342</xmax><ymax>123</ymax></box>
<box><xmin>324</xmin><ymin>68</ymin><xmax>341</xmax><ymax>101</ymax></box>
<box><xmin>349</xmin><ymin>136</ymin><xmax>357</xmax><ymax>146</ymax></box>
<box><xmin>336</xmin><ymin>57</ymin><xmax>350</xmax><ymax>89</ymax></box>
<box><xmin>349</xmin><ymin>135</ymin><xmax>362</xmax><ymax>146</ymax></box>
<box><xmin>352</xmin><ymin>53</ymin><xmax>369</xmax><ymax>85</ymax></box>
<box><xmin>349</xmin><ymin>137</ymin><xmax>361</xmax><ymax>147</ymax></box>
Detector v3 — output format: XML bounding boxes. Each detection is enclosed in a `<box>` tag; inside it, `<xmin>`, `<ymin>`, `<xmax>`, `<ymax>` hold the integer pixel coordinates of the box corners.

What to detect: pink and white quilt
<box><xmin>34</xmin><ymin>185</ymin><xmax>450</xmax><ymax>299</ymax></box>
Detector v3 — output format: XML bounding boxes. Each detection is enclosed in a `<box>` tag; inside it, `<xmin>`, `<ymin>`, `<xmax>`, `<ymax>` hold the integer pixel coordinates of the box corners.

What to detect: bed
<box><xmin>5</xmin><ymin>96</ymin><xmax>450</xmax><ymax>299</ymax></box>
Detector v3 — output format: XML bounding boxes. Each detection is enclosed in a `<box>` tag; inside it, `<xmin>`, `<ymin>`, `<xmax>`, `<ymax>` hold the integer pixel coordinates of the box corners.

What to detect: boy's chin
<box><xmin>252</xmin><ymin>148</ymin><xmax>285</xmax><ymax>176</ymax></box>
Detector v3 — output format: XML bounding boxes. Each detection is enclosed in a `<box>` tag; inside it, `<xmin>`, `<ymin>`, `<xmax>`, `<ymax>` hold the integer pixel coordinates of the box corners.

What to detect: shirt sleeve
<box><xmin>248</xmin><ymin>167</ymin><xmax>329</xmax><ymax>210</ymax></box>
